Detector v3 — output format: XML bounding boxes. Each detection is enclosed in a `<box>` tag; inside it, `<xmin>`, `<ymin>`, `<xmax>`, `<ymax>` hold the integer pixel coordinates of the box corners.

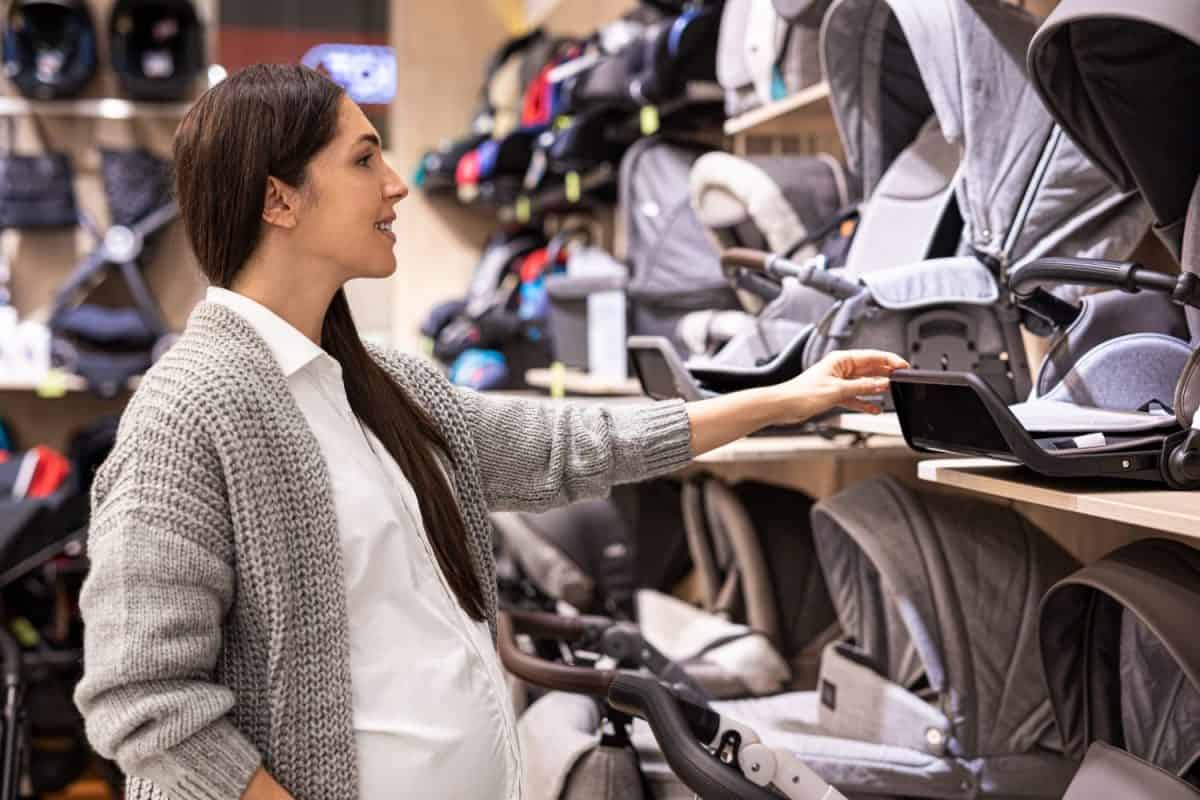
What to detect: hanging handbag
<box><xmin>0</xmin><ymin>117</ymin><xmax>79</xmax><ymax>230</ymax></box>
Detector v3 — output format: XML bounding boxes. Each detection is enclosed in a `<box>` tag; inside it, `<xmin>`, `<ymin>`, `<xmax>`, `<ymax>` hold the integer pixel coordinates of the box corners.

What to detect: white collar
<box><xmin>205</xmin><ymin>286</ymin><xmax>331</xmax><ymax>378</ymax></box>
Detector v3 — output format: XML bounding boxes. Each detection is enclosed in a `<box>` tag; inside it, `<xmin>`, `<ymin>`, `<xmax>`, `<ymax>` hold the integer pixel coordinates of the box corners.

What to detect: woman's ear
<box><xmin>262</xmin><ymin>176</ymin><xmax>299</xmax><ymax>229</ymax></box>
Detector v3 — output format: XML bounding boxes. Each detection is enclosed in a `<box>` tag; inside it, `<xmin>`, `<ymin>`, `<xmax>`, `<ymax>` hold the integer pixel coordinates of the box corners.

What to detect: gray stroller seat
<box><xmin>633</xmin><ymin>0</ymin><xmax>1149</xmax><ymax>407</ymax></box>
<box><xmin>521</xmin><ymin>476</ymin><xmax>1082</xmax><ymax>799</ymax></box>
<box><xmin>892</xmin><ymin>0</ymin><xmax>1200</xmax><ymax>487</ymax></box>
<box><xmin>1040</xmin><ymin>538</ymin><xmax>1200</xmax><ymax>798</ymax></box>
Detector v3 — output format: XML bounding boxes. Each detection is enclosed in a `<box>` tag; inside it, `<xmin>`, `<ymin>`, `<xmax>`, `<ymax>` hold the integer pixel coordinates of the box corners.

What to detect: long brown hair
<box><xmin>173</xmin><ymin>64</ymin><xmax>486</xmax><ymax>621</ymax></box>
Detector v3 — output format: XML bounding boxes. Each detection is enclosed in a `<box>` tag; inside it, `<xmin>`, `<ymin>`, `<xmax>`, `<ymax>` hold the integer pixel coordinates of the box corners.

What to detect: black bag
<box><xmin>0</xmin><ymin>119</ymin><xmax>78</xmax><ymax>230</ymax></box>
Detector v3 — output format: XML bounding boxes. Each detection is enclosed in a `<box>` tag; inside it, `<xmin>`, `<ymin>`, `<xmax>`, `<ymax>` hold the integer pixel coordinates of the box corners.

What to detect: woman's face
<box><xmin>293</xmin><ymin>96</ymin><xmax>407</xmax><ymax>282</ymax></box>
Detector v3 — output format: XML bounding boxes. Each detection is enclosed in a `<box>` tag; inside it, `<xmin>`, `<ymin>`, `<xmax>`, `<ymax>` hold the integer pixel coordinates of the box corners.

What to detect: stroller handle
<box><xmin>498</xmin><ymin>610</ymin><xmax>615</xmax><ymax>696</ymax></box>
<box><xmin>720</xmin><ymin>248</ymin><xmax>861</xmax><ymax>300</ymax></box>
<box><xmin>1010</xmin><ymin>257</ymin><xmax>1193</xmax><ymax>304</ymax></box>
<box><xmin>498</xmin><ymin>611</ymin><xmax>782</xmax><ymax>800</ymax></box>
<box><xmin>608</xmin><ymin>673</ymin><xmax>781</xmax><ymax>800</ymax></box>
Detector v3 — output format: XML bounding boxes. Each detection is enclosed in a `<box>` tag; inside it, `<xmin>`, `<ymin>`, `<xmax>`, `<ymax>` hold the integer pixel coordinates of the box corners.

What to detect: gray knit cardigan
<box><xmin>74</xmin><ymin>301</ymin><xmax>693</xmax><ymax>800</ymax></box>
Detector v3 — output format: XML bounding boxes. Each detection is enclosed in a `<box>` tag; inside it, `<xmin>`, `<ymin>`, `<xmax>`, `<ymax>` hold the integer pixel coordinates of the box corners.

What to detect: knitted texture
<box><xmin>75</xmin><ymin>301</ymin><xmax>693</xmax><ymax>800</ymax></box>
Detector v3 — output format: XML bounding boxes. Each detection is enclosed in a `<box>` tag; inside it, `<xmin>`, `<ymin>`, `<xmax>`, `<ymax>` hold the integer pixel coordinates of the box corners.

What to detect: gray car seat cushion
<box><xmin>1012</xmin><ymin>334</ymin><xmax>1192</xmax><ymax>434</ymax></box>
<box><xmin>1063</xmin><ymin>742</ymin><xmax>1200</xmax><ymax>800</ymax></box>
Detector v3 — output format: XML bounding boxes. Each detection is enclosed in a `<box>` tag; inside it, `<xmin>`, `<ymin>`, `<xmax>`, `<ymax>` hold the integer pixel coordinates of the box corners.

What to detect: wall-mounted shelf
<box><xmin>0</xmin><ymin>97</ymin><xmax>193</xmax><ymax>120</ymax></box>
<box><xmin>0</xmin><ymin>372</ymin><xmax>139</xmax><ymax>396</ymax></box>
<box><xmin>918</xmin><ymin>457</ymin><xmax>1200</xmax><ymax>538</ymax></box>
<box><xmin>697</xmin><ymin>432</ymin><xmax>915</xmax><ymax>465</ymax></box>
<box><xmin>831</xmin><ymin>412</ymin><xmax>903</xmax><ymax>438</ymax></box>
<box><xmin>525</xmin><ymin>366</ymin><xmax>642</xmax><ymax>396</ymax></box>
<box><xmin>723</xmin><ymin>81</ymin><xmax>832</xmax><ymax>136</ymax></box>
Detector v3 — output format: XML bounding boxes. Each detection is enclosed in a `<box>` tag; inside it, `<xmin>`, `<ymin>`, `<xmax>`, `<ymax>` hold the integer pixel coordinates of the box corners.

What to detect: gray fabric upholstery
<box><xmin>811</xmin><ymin>476</ymin><xmax>1079</xmax><ymax>758</ymax></box>
<box><xmin>1063</xmin><ymin>743</ymin><xmax>1200</xmax><ymax>800</ymax></box>
<box><xmin>858</xmin><ymin>257</ymin><xmax>998</xmax><ymax>310</ymax></box>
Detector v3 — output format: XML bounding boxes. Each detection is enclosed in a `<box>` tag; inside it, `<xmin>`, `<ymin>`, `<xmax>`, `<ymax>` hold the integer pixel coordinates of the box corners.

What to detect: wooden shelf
<box><xmin>524</xmin><ymin>367</ymin><xmax>642</xmax><ymax>397</ymax></box>
<box><xmin>0</xmin><ymin>97</ymin><xmax>193</xmax><ymax>120</ymax></box>
<box><xmin>696</xmin><ymin>432</ymin><xmax>916</xmax><ymax>465</ymax></box>
<box><xmin>723</xmin><ymin>81</ymin><xmax>832</xmax><ymax>136</ymax></box>
<box><xmin>830</xmin><ymin>412</ymin><xmax>903</xmax><ymax>437</ymax></box>
<box><xmin>918</xmin><ymin>458</ymin><xmax>1200</xmax><ymax>538</ymax></box>
<box><xmin>0</xmin><ymin>372</ymin><xmax>139</xmax><ymax>395</ymax></box>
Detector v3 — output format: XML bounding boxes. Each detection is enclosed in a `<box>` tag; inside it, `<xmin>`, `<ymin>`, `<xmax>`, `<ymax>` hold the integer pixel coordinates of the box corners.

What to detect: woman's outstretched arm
<box><xmin>685</xmin><ymin>350</ymin><xmax>907</xmax><ymax>455</ymax></box>
<box><xmin>454</xmin><ymin>349</ymin><xmax>906</xmax><ymax>513</ymax></box>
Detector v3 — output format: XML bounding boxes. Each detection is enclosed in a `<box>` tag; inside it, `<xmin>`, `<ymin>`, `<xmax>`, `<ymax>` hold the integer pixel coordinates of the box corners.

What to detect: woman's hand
<box><xmin>242</xmin><ymin>768</ymin><xmax>295</xmax><ymax>800</ymax></box>
<box><xmin>766</xmin><ymin>349</ymin><xmax>910</xmax><ymax>424</ymax></box>
<box><xmin>685</xmin><ymin>349</ymin><xmax>909</xmax><ymax>456</ymax></box>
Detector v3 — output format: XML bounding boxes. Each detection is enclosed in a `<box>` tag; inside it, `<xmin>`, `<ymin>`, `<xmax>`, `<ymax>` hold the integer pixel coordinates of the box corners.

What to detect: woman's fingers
<box><xmin>838</xmin><ymin>397</ymin><xmax>883</xmax><ymax>415</ymax></box>
<box><xmin>826</xmin><ymin>350</ymin><xmax>910</xmax><ymax>378</ymax></box>
<box><xmin>840</xmin><ymin>376</ymin><xmax>892</xmax><ymax>397</ymax></box>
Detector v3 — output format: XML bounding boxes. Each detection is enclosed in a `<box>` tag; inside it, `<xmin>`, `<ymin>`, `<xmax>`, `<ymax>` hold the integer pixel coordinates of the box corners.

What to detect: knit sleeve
<box><xmin>74</xmin><ymin>402</ymin><xmax>262</xmax><ymax>800</ymax></box>
<box><xmin>455</xmin><ymin>389</ymin><xmax>694</xmax><ymax>512</ymax></box>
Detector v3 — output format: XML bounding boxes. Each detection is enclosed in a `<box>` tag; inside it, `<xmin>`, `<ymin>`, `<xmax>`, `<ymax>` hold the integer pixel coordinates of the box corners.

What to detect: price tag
<box><xmin>550</xmin><ymin>361</ymin><xmax>566</xmax><ymax>400</ymax></box>
<box><xmin>565</xmin><ymin>171</ymin><xmax>581</xmax><ymax>203</ymax></box>
<box><xmin>36</xmin><ymin>369</ymin><xmax>69</xmax><ymax>399</ymax></box>
<box><xmin>515</xmin><ymin>196</ymin><xmax>532</xmax><ymax>223</ymax></box>
<box><xmin>640</xmin><ymin>105</ymin><xmax>660</xmax><ymax>136</ymax></box>
<box><xmin>11</xmin><ymin>617</ymin><xmax>38</xmax><ymax>648</ymax></box>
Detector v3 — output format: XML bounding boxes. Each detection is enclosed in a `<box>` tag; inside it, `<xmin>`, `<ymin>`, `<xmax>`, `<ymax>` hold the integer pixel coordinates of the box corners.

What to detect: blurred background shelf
<box><xmin>723</xmin><ymin>81</ymin><xmax>831</xmax><ymax>136</ymax></box>
<box><xmin>0</xmin><ymin>96</ymin><xmax>193</xmax><ymax>119</ymax></box>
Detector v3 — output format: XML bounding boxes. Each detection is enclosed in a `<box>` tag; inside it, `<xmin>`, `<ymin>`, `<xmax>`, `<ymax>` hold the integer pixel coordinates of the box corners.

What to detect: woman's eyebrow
<box><xmin>355</xmin><ymin>133</ymin><xmax>381</xmax><ymax>149</ymax></box>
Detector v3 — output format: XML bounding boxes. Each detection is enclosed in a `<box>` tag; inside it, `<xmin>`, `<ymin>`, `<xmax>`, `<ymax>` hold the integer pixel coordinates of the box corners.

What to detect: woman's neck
<box><xmin>231</xmin><ymin>251</ymin><xmax>340</xmax><ymax>344</ymax></box>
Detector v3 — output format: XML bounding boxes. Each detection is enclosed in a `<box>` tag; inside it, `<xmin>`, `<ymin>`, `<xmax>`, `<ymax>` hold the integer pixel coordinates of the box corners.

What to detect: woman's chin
<box><xmin>358</xmin><ymin>257</ymin><xmax>399</xmax><ymax>280</ymax></box>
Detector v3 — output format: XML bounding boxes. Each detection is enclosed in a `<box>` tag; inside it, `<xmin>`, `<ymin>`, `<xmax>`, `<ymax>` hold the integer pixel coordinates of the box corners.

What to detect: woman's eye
<box><xmin>357</xmin><ymin>153</ymin><xmax>372</xmax><ymax>166</ymax></box>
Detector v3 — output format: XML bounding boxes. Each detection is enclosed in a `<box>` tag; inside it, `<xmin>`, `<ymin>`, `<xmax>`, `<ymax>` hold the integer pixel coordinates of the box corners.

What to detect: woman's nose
<box><xmin>385</xmin><ymin>166</ymin><xmax>409</xmax><ymax>201</ymax></box>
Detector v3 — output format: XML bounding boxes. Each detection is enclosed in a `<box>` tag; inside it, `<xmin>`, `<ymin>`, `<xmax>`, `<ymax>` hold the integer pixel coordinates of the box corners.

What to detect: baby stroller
<box><xmin>891</xmin><ymin>0</ymin><xmax>1200</xmax><ymax>490</ymax></box>
<box><xmin>630</xmin><ymin>0</ymin><xmax>966</xmax><ymax>400</ymax></box>
<box><xmin>497</xmin><ymin>476</ymin><xmax>838</xmax><ymax>701</ymax></box>
<box><xmin>47</xmin><ymin>148</ymin><xmax>179</xmax><ymax>398</ymax></box>
<box><xmin>632</xmin><ymin>0</ymin><xmax>1149</xmax><ymax>409</ymax></box>
<box><xmin>502</xmin><ymin>535</ymin><xmax>1200</xmax><ymax>800</ymax></box>
<box><xmin>511</xmin><ymin>475</ymin><xmax>1083</xmax><ymax>799</ymax></box>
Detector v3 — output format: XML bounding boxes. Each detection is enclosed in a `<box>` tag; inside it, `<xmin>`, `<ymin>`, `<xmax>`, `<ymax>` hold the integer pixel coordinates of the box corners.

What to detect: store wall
<box><xmin>0</xmin><ymin>0</ymin><xmax>217</xmax><ymax>450</ymax></box>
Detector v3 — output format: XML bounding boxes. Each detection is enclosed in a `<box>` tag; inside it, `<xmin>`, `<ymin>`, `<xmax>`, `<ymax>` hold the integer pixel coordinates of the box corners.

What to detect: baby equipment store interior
<box><xmin>0</xmin><ymin>0</ymin><xmax>1197</xmax><ymax>798</ymax></box>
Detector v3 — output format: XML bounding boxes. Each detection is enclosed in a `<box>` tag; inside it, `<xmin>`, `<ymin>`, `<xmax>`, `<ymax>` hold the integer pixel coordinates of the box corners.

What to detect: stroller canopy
<box><xmin>811</xmin><ymin>476</ymin><xmax>1080</xmax><ymax>757</ymax></box>
<box><xmin>1039</xmin><ymin>538</ymin><xmax>1200</xmax><ymax>785</ymax></box>
<box><xmin>824</xmin><ymin>0</ymin><xmax>1147</xmax><ymax>270</ymax></box>
<box><xmin>1029</xmin><ymin>0</ymin><xmax>1200</xmax><ymax>333</ymax></box>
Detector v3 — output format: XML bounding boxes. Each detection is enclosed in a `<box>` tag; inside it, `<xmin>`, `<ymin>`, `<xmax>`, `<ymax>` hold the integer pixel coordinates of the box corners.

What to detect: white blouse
<box><xmin>207</xmin><ymin>288</ymin><xmax>520</xmax><ymax>800</ymax></box>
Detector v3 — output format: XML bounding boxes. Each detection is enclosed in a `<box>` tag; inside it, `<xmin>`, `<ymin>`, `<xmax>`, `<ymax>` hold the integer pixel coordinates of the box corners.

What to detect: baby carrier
<box><xmin>512</xmin><ymin>475</ymin><xmax>1083</xmax><ymax>799</ymax></box>
<box><xmin>891</xmin><ymin>0</ymin><xmax>1200</xmax><ymax>489</ymax></box>
<box><xmin>632</xmin><ymin>0</ymin><xmax>1148</xmax><ymax>410</ymax></box>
